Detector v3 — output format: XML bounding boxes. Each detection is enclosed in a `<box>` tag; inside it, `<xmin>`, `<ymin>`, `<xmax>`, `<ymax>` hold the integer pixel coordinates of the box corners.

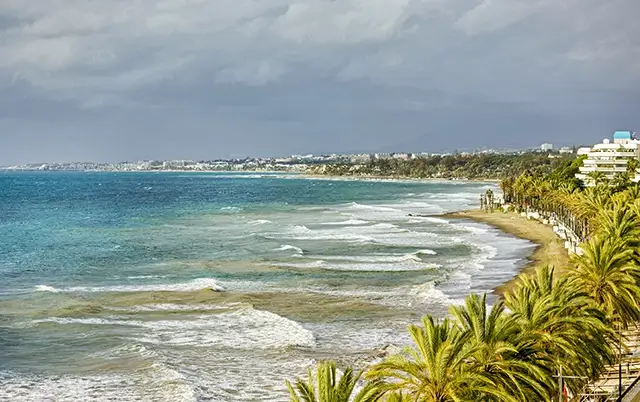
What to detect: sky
<box><xmin>1</xmin><ymin>0</ymin><xmax>639</xmax><ymax>164</ymax></box>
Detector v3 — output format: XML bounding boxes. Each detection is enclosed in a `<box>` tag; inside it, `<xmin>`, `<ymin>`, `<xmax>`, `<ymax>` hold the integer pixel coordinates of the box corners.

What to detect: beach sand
<box><xmin>441</xmin><ymin>209</ymin><xmax>570</xmax><ymax>295</ymax></box>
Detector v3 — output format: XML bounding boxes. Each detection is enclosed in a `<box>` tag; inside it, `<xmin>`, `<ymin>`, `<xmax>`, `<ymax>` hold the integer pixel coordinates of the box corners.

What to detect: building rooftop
<box><xmin>614</xmin><ymin>131</ymin><xmax>633</xmax><ymax>139</ymax></box>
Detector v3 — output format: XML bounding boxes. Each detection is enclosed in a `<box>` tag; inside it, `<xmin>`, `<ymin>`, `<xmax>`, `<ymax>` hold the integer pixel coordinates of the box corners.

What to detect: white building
<box><xmin>392</xmin><ymin>152</ymin><xmax>411</xmax><ymax>160</ymax></box>
<box><xmin>576</xmin><ymin>131</ymin><xmax>640</xmax><ymax>186</ymax></box>
<box><xmin>559</xmin><ymin>147</ymin><xmax>573</xmax><ymax>154</ymax></box>
<box><xmin>541</xmin><ymin>143</ymin><xmax>554</xmax><ymax>151</ymax></box>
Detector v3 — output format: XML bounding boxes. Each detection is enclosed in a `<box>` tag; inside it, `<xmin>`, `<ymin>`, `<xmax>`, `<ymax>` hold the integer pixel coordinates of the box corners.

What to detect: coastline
<box><xmin>441</xmin><ymin>209</ymin><xmax>570</xmax><ymax>295</ymax></box>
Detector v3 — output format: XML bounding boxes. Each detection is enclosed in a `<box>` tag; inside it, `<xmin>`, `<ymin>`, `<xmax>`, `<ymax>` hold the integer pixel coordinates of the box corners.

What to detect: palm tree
<box><xmin>594</xmin><ymin>201</ymin><xmax>640</xmax><ymax>248</ymax></box>
<box><xmin>626</xmin><ymin>157</ymin><xmax>639</xmax><ymax>177</ymax></box>
<box><xmin>569</xmin><ymin>186</ymin><xmax>613</xmax><ymax>221</ymax></box>
<box><xmin>367</xmin><ymin>316</ymin><xmax>518</xmax><ymax>402</ymax></box>
<box><xmin>286</xmin><ymin>361</ymin><xmax>384</xmax><ymax>402</ymax></box>
<box><xmin>587</xmin><ymin>171</ymin><xmax>608</xmax><ymax>186</ymax></box>
<box><xmin>612</xmin><ymin>172</ymin><xmax>631</xmax><ymax>191</ymax></box>
<box><xmin>450</xmin><ymin>294</ymin><xmax>551</xmax><ymax>401</ymax></box>
<box><xmin>500</xmin><ymin>177</ymin><xmax>515</xmax><ymax>203</ymax></box>
<box><xmin>568</xmin><ymin>236</ymin><xmax>640</xmax><ymax>325</ymax></box>
<box><xmin>621</xmin><ymin>185</ymin><xmax>640</xmax><ymax>202</ymax></box>
<box><xmin>381</xmin><ymin>392</ymin><xmax>409</xmax><ymax>402</ymax></box>
<box><xmin>504</xmin><ymin>266</ymin><xmax>615</xmax><ymax>395</ymax></box>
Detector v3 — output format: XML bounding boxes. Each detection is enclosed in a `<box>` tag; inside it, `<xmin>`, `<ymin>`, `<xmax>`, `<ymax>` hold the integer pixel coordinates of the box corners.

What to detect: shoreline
<box><xmin>441</xmin><ymin>209</ymin><xmax>570</xmax><ymax>295</ymax></box>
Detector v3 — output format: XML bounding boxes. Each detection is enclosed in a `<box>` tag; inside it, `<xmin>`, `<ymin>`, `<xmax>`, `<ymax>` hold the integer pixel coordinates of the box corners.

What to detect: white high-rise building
<box><xmin>576</xmin><ymin>131</ymin><xmax>640</xmax><ymax>186</ymax></box>
<box><xmin>541</xmin><ymin>143</ymin><xmax>554</xmax><ymax>151</ymax></box>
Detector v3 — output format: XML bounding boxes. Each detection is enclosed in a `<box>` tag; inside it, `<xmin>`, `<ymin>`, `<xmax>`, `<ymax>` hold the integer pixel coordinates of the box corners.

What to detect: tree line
<box><xmin>307</xmin><ymin>152</ymin><xmax>577</xmax><ymax>180</ymax></box>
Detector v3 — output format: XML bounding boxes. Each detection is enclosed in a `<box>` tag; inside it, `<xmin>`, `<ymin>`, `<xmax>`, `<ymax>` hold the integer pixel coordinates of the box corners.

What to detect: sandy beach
<box><xmin>441</xmin><ymin>209</ymin><xmax>570</xmax><ymax>295</ymax></box>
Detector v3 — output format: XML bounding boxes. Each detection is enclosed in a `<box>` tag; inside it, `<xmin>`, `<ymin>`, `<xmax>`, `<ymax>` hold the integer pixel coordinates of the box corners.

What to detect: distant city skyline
<box><xmin>1</xmin><ymin>1</ymin><xmax>638</xmax><ymax>165</ymax></box>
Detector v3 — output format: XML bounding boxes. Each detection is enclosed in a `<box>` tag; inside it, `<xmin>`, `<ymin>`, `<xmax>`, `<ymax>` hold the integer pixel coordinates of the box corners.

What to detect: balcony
<box><xmin>579</xmin><ymin>166</ymin><xmax>628</xmax><ymax>173</ymax></box>
<box><xmin>586</xmin><ymin>152</ymin><xmax>636</xmax><ymax>158</ymax></box>
<box><xmin>583</xmin><ymin>159</ymin><xmax>629</xmax><ymax>166</ymax></box>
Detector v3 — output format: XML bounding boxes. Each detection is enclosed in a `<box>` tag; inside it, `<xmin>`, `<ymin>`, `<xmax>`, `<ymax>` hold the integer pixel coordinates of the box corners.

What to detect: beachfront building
<box><xmin>576</xmin><ymin>131</ymin><xmax>640</xmax><ymax>186</ymax></box>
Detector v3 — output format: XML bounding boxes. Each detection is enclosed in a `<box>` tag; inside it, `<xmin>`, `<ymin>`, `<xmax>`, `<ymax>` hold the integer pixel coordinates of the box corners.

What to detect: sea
<box><xmin>0</xmin><ymin>171</ymin><xmax>535</xmax><ymax>401</ymax></box>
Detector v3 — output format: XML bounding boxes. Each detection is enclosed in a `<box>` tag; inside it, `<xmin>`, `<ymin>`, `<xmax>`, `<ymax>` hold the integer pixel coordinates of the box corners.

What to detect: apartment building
<box><xmin>576</xmin><ymin>131</ymin><xmax>640</xmax><ymax>186</ymax></box>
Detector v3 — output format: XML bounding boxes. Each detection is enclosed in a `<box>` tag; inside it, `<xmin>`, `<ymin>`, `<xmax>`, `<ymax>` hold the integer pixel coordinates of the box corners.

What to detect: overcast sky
<box><xmin>1</xmin><ymin>0</ymin><xmax>638</xmax><ymax>164</ymax></box>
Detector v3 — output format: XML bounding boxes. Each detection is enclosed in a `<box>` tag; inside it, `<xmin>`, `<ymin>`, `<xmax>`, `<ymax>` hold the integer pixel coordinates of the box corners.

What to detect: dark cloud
<box><xmin>0</xmin><ymin>0</ymin><xmax>638</xmax><ymax>164</ymax></box>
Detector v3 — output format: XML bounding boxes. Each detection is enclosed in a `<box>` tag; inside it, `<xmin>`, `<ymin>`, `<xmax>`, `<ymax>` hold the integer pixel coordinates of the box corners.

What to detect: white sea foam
<box><xmin>271</xmin><ymin>231</ymin><xmax>375</xmax><ymax>242</ymax></box>
<box><xmin>289</xmin><ymin>225</ymin><xmax>312</xmax><ymax>234</ymax></box>
<box><xmin>319</xmin><ymin>219</ymin><xmax>370</xmax><ymax>226</ymax></box>
<box><xmin>127</xmin><ymin>275</ymin><xmax>168</xmax><ymax>279</ymax></box>
<box><xmin>455</xmin><ymin>224</ymin><xmax>490</xmax><ymax>234</ymax></box>
<box><xmin>109</xmin><ymin>303</ymin><xmax>245</xmax><ymax>313</ymax></box>
<box><xmin>0</xmin><ymin>364</ymin><xmax>198</xmax><ymax>402</ymax></box>
<box><xmin>34</xmin><ymin>278</ymin><xmax>225</xmax><ymax>294</ymax></box>
<box><xmin>408</xmin><ymin>282</ymin><xmax>462</xmax><ymax>306</ymax></box>
<box><xmin>271</xmin><ymin>259</ymin><xmax>440</xmax><ymax>272</ymax></box>
<box><xmin>32</xmin><ymin>307</ymin><xmax>315</xmax><ymax>350</ymax></box>
<box><xmin>316</xmin><ymin>251</ymin><xmax>433</xmax><ymax>263</ymax></box>
<box><xmin>220</xmin><ymin>206</ymin><xmax>243</xmax><ymax>212</ymax></box>
<box><xmin>408</xmin><ymin>216</ymin><xmax>450</xmax><ymax>224</ymax></box>
<box><xmin>35</xmin><ymin>285</ymin><xmax>61</xmax><ymax>293</ymax></box>
<box><xmin>478</xmin><ymin>244</ymin><xmax>498</xmax><ymax>260</ymax></box>
<box><xmin>274</xmin><ymin>244</ymin><xmax>304</xmax><ymax>254</ymax></box>
<box><xmin>445</xmin><ymin>271</ymin><xmax>473</xmax><ymax>290</ymax></box>
<box><xmin>347</xmin><ymin>202</ymin><xmax>399</xmax><ymax>212</ymax></box>
<box><xmin>247</xmin><ymin>219</ymin><xmax>272</xmax><ymax>225</ymax></box>
<box><xmin>414</xmin><ymin>249</ymin><xmax>438</xmax><ymax>256</ymax></box>
<box><xmin>369</xmin><ymin>222</ymin><xmax>399</xmax><ymax>230</ymax></box>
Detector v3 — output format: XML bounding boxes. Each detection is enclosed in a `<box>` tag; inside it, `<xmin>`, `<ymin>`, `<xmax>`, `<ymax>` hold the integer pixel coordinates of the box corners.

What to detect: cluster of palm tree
<box><xmin>285</xmin><ymin>162</ymin><xmax>640</xmax><ymax>401</ymax></box>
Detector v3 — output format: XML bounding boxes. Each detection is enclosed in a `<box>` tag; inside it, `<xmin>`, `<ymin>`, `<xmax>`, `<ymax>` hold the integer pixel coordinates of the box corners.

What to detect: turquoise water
<box><xmin>0</xmin><ymin>172</ymin><xmax>534</xmax><ymax>401</ymax></box>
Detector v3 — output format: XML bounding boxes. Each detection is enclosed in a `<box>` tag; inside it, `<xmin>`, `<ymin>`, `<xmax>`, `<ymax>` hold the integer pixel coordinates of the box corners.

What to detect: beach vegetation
<box><xmin>286</xmin><ymin>361</ymin><xmax>384</xmax><ymax>402</ymax></box>
<box><xmin>307</xmin><ymin>152</ymin><xmax>574</xmax><ymax>181</ymax></box>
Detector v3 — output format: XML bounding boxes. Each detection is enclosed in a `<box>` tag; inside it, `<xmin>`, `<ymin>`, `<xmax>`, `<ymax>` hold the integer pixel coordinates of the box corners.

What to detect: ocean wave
<box><xmin>319</xmin><ymin>219</ymin><xmax>369</xmax><ymax>226</ymax></box>
<box><xmin>318</xmin><ymin>254</ymin><xmax>421</xmax><ymax>263</ymax></box>
<box><xmin>414</xmin><ymin>249</ymin><xmax>437</xmax><ymax>256</ymax></box>
<box><xmin>32</xmin><ymin>307</ymin><xmax>315</xmax><ymax>350</ymax></box>
<box><xmin>408</xmin><ymin>282</ymin><xmax>462</xmax><ymax>306</ymax></box>
<box><xmin>34</xmin><ymin>278</ymin><xmax>225</xmax><ymax>294</ymax></box>
<box><xmin>408</xmin><ymin>216</ymin><xmax>450</xmax><ymax>224</ymax></box>
<box><xmin>35</xmin><ymin>285</ymin><xmax>61</xmax><ymax>293</ymax></box>
<box><xmin>347</xmin><ymin>202</ymin><xmax>399</xmax><ymax>212</ymax></box>
<box><xmin>270</xmin><ymin>259</ymin><xmax>441</xmax><ymax>272</ymax></box>
<box><xmin>108</xmin><ymin>303</ymin><xmax>246</xmax><ymax>313</ymax></box>
<box><xmin>247</xmin><ymin>219</ymin><xmax>272</xmax><ymax>226</ymax></box>
<box><xmin>369</xmin><ymin>223</ymin><xmax>399</xmax><ymax>230</ymax></box>
<box><xmin>0</xmin><ymin>360</ymin><xmax>198</xmax><ymax>402</ymax></box>
<box><xmin>288</xmin><ymin>225</ymin><xmax>311</xmax><ymax>234</ymax></box>
<box><xmin>274</xmin><ymin>244</ymin><xmax>304</xmax><ymax>255</ymax></box>
<box><xmin>315</xmin><ymin>250</ymin><xmax>436</xmax><ymax>263</ymax></box>
<box><xmin>445</xmin><ymin>272</ymin><xmax>473</xmax><ymax>289</ymax></box>
<box><xmin>127</xmin><ymin>275</ymin><xmax>168</xmax><ymax>280</ymax></box>
<box><xmin>454</xmin><ymin>224</ymin><xmax>490</xmax><ymax>234</ymax></box>
<box><xmin>477</xmin><ymin>244</ymin><xmax>498</xmax><ymax>260</ymax></box>
<box><xmin>220</xmin><ymin>206</ymin><xmax>243</xmax><ymax>212</ymax></box>
<box><xmin>270</xmin><ymin>232</ymin><xmax>376</xmax><ymax>243</ymax></box>
<box><xmin>450</xmin><ymin>243</ymin><xmax>498</xmax><ymax>273</ymax></box>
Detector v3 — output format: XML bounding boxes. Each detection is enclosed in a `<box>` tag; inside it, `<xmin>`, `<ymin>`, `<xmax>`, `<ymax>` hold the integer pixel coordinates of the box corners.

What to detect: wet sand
<box><xmin>441</xmin><ymin>209</ymin><xmax>570</xmax><ymax>295</ymax></box>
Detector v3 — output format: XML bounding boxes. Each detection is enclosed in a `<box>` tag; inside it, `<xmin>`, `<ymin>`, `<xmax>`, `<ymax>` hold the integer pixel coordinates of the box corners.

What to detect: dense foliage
<box><xmin>286</xmin><ymin>158</ymin><xmax>640</xmax><ymax>401</ymax></box>
<box><xmin>307</xmin><ymin>152</ymin><xmax>577</xmax><ymax>180</ymax></box>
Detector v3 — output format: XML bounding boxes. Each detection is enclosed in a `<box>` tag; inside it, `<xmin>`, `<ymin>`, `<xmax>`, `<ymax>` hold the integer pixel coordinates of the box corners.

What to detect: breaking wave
<box><xmin>32</xmin><ymin>307</ymin><xmax>315</xmax><ymax>350</ymax></box>
<box><xmin>274</xmin><ymin>244</ymin><xmax>304</xmax><ymax>254</ymax></box>
<box><xmin>34</xmin><ymin>278</ymin><xmax>225</xmax><ymax>294</ymax></box>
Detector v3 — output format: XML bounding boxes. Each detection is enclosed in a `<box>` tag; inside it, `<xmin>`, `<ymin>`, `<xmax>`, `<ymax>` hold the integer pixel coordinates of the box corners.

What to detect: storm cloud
<box><xmin>1</xmin><ymin>0</ymin><xmax>638</xmax><ymax>163</ymax></box>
